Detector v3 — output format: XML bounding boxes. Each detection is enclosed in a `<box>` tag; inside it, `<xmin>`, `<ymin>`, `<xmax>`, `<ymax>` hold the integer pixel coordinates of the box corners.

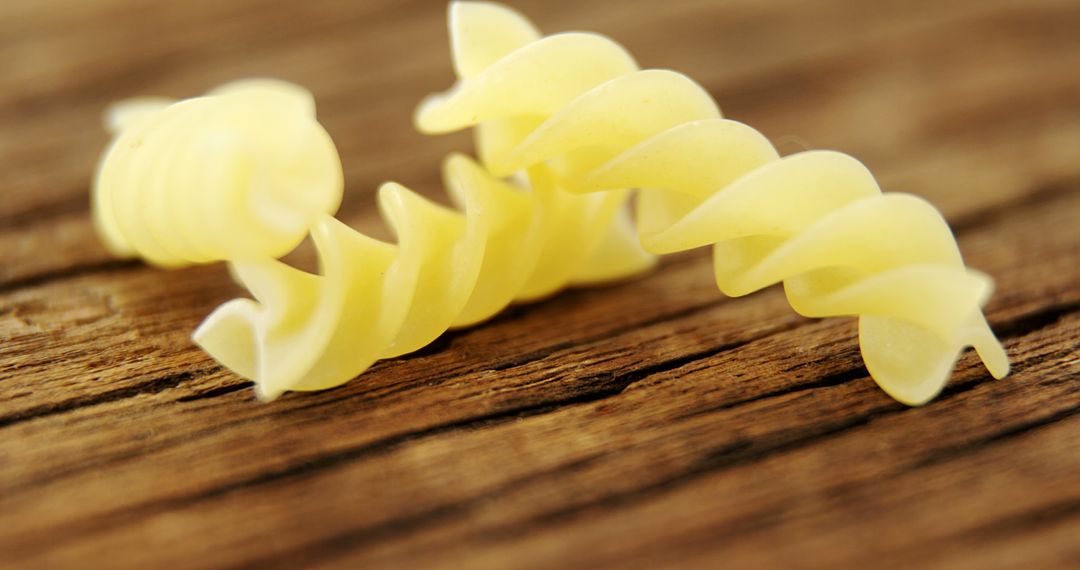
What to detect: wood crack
<box><xmin>0</xmin><ymin>258</ymin><xmax>142</xmax><ymax>296</ymax></box>
<box><xmin>0</xmin><ymin>192</ymin><xmax>89</xmax><ymax>231</ymax></box>
<box><xmin>991</xmin><ymin>299</ymin><xmax>1080</xmax><ymax>340</ymax></box>
<box><xmin>907</xmin><ymin>404</ymin><xmax>1080</xmax><ymax>471</ymax></box>
<box><xmin>0</xmin><ymin>370</ymin><xmax>204</xmax><ymax>428</ymax></box>
<box><xmin>673</xmin><ymin>366</ymin><xmax>874</xmax><ymax>423</ymax></box>
<box><xmin>488</xmin><ymin>298</ymin><xmax>726</xmax><ymax>372</ymax></box>
<box><xmin>175</xmin><ymin>381</ymin><xmax>253</xmax><ymax>403</ymax></box>
<box><xmin>954</xmin><ymin>496</ymin><xmax>1080</xmax><ymax>541</ymax></box>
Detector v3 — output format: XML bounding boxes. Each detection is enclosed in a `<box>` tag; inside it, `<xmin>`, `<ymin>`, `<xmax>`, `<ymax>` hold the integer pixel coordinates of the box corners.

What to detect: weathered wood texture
<box><xmin>2</xmin><ymin>0</ymin><xmax>1078</xmax><ymax>568</ymax></box>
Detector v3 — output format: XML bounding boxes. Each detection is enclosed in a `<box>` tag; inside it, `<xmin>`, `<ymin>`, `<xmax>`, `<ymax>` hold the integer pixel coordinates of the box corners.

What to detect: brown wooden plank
<box><xmin>2</xmin><ymin>183</ymin><xmax>1076</xmax><ymax>568</ymax></box>
<box><xmin>5</xmin><ymin>267</ymin><xmax>1075</xmax><ymax>569</ymax></box>
<box><xmin>1</xmin><ymin>0</ymin><xmax>1078</xmax><ymax>568</ymax></box>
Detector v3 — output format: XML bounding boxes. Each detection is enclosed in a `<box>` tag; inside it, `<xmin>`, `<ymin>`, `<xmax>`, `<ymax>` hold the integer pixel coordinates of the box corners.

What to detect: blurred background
<box><xmin>3</xmin><ymin>0</ymin><xmax>1078</xmax><ymax>285</ymax></box>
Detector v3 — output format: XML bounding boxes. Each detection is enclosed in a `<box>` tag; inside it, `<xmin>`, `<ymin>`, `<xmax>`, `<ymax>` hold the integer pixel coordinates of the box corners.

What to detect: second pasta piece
<box><xmin>93</xmin><ymin>79</ymin><xmax>343</xmax><ymax>267</ymax></box>
<box><xmin>194</xmin><ymin>154</ymin><xmax>655</xmax><ymax>400</ymax></box>
<box><xmin>416</xmin><ymin>1</ymin><xmax>1010</xmax><ymax>405</ymax></box>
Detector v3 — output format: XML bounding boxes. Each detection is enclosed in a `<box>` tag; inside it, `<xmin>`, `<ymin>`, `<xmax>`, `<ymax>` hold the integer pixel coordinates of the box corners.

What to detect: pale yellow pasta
<box><xmin>93</xmin><ymin>79</ymin><xmax>343</xmax><ymax>267</ymax></box>
<box><xmin>416</xmin><ymin>1</ymin><xmax>1010</xmax><ymax>405</ymax></box>
<box><xmin>193</xmin><ymin>154</ymin><xmax>655</xmax><ymax>400</ymax></box>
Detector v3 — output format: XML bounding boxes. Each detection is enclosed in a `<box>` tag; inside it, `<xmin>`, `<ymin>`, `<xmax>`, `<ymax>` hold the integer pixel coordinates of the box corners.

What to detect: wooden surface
<box><xmin>2</xmin><ymin>0</ymin><xmax>1079</xmax><ymax>568</ymax></box>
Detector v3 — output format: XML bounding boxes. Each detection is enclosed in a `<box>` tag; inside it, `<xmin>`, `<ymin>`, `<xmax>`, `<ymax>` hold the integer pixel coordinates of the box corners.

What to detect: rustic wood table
<box><xmin>2</xmin><ymin>0</ymin><xmax>1078</xmax><ymax>568</ymax></box>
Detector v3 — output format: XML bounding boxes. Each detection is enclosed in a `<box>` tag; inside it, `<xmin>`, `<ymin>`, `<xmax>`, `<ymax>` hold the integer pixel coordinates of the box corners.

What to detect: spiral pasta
<box><xmin>193</xmin><ymin>153</ymin><xmax>656</xmax><ymax>400</ymax></box>
<box><xmin>93</xmin><ymin>79</ymin><xmax>343</xmax><ymax>267</ymax></box>
<box><xmin>415</xmin><ymin>1</ymin><xmax>1010</xmax><ymax>405</ymax></box>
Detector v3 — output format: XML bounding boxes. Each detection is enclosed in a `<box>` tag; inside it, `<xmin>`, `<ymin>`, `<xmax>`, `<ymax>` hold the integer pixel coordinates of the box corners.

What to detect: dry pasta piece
<box><xmin>93</xmin><ymin>79</ymin><xmax>343</xmax><ymax>266</ymax></box>
<box><xmin>94</xmin><ymin>76</ymin><xmax>651</xmax><ymax>400</ymax></box>
<box><xmin>415</xmin><ymin>1</ymin><xmax>1010</xmax><ymax>405</ymax></box>
<box><xmin>194</xmin><ymin>154</ymin><xmax>655</xmax><ymax>400</ymax></box>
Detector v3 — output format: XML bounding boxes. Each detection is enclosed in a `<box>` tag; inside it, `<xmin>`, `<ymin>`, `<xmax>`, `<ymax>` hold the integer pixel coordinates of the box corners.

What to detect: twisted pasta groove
<box><xmin>93</xmin><ymin>79</ymin><xmax>343</xmax><ymax>267</ymax></box>
<box><xmin>416</xmin><ymin>2</ymin><xmax>1010</xmax><ymax>405</ymax></box>
<box><xmin>193</xmin><ymin>154</ymin><xmax>655</xmax><ymax>400</ymax></box>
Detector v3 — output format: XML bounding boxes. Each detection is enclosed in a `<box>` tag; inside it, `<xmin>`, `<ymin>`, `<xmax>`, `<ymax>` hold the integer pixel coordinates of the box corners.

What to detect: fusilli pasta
<box><xmin>193</xmin><ymin>154</ymin><xmax>655</xmax><ymax>400</ymax></box>
<box><xmin>93</xmin><ymin>79</ymin><xmax>343</xmax><ymax>266</ymax></box>
<box><xmin>415</xmin><ymin>1</ymin><xmax>1010</xmax><ymax>405</ymax></box>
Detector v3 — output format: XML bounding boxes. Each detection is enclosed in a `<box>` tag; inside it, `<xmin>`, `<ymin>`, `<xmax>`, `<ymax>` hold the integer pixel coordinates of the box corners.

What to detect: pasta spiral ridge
<box><xmin>415</xmin><ymin>2</ymin><xmax>1010</xmax><ymax>405</ymax></box>
<box><xmin>93</xmin><ymin>79</ymin><xmax>344</xmax><ymax>267</ymax></box>
<box><xmin>193</xmin><ymin>153</ymin><xmax>656</xmax><ymax>400</ymax></box>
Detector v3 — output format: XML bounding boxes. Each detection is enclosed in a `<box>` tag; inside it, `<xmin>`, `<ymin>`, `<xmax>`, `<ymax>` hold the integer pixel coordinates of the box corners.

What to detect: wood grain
<box><xmin>1</xmin><ymin>0</ymin><xmax>1077</xmax><ymax>568</ymax></box>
